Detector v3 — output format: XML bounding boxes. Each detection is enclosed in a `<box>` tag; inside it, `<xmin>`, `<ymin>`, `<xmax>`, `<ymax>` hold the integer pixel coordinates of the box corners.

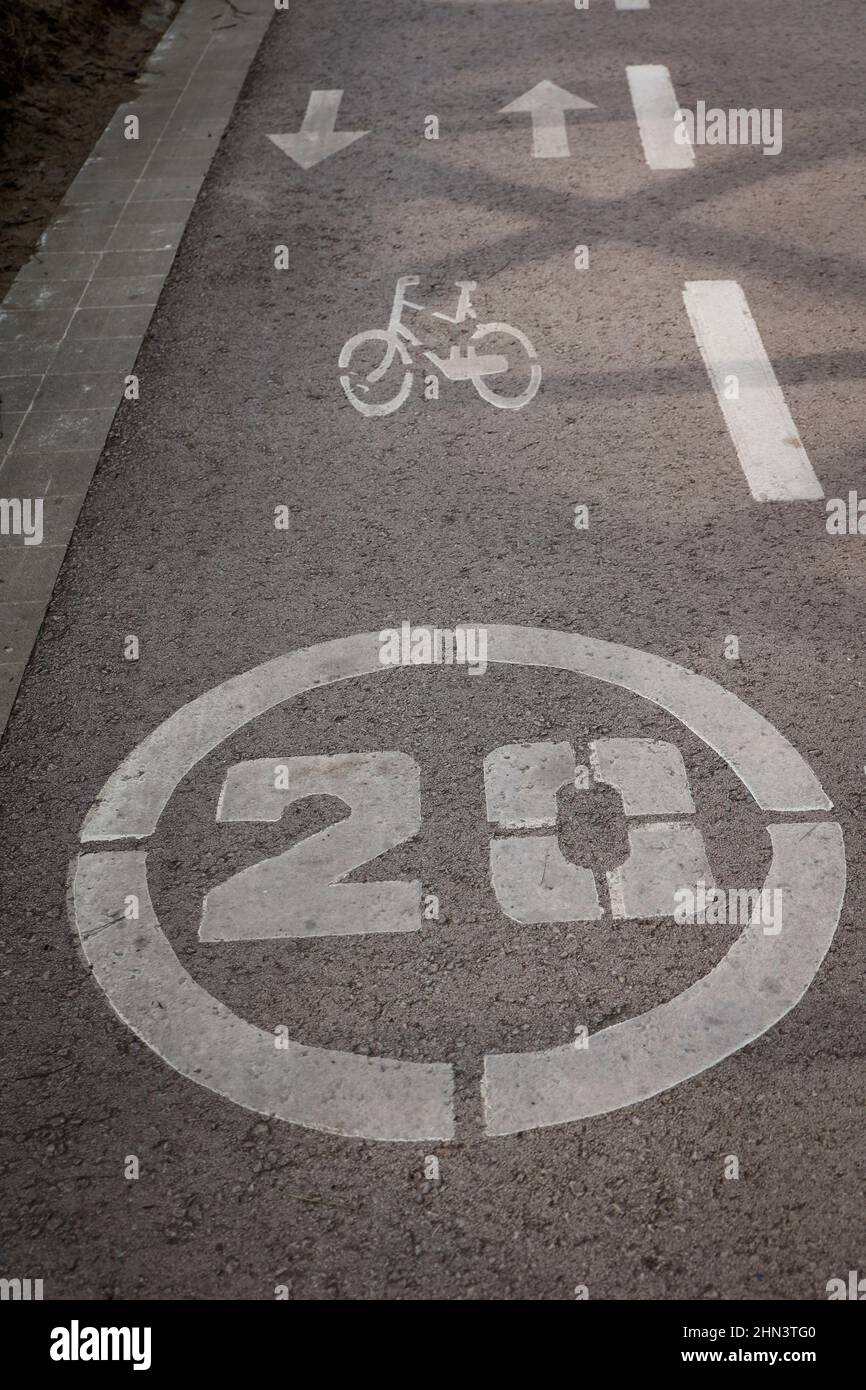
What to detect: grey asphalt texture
<box><xmin>2</xmin><ymin>0</ymin><xmax>865</xmax><ymax>1300</ymax></box>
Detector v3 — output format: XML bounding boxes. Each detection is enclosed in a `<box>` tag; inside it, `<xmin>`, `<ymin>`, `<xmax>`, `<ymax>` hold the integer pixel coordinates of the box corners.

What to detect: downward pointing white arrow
<box><xmin>267</xmin><ymin>90</ymin><xmax>368</xmax><ymax>169</ymax></box>
<box><xmin>500</xmin><ymin>80</ymin><xmax>595</xmax><ymax>158</ymax></box>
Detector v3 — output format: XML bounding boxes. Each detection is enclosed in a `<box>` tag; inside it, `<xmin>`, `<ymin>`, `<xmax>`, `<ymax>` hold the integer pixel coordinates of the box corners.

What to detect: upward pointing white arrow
<box><xmin>500</xmin><ymin>80</ymin><xmax>595</xmax><ymax>158</ymax></box>
<box><xmin>267</xmin><ymin>90</ymin><xmax>368</xmax><ymax>169</ymax></box>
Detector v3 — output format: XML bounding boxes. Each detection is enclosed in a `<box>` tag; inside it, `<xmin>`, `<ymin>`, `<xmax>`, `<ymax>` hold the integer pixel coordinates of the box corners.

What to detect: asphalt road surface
<box><xmin>1</xmin><ymin>0</ymin><xmax>865</xmax><ymax>1301</ymax></box>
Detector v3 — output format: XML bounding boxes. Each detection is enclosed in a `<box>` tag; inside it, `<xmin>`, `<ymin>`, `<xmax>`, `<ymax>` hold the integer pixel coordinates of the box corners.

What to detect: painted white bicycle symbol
<box><xmin>338</xmin><ymin>276</ymin><xmax>542</xmax><ymax>417</ymax></box>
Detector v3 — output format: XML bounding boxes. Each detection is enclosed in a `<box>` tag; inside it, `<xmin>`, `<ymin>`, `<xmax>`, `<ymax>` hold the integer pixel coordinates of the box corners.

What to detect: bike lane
<box><xmin>1</xmin><ymin>0</ymin><xmax>865</xmax><ymax>1299</ymax></box>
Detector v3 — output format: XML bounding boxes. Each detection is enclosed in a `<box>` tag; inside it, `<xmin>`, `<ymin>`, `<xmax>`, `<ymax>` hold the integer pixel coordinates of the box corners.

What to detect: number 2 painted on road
<box><xmin>199</xmin><ymin>752</ymin><xmax>422</xmax><ymax>940</ymax></box>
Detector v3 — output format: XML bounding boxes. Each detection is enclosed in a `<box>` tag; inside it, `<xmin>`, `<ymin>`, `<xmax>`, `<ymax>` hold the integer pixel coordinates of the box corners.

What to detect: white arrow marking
<box><xmin>267</xmin><ymin>90</ymin><xmax>367</xmax><ymax>169</ymax></box>
<box><xmin>500</xmin><ymin>80</ymin><xmax>595</xmax><ymax>158</ymax></box>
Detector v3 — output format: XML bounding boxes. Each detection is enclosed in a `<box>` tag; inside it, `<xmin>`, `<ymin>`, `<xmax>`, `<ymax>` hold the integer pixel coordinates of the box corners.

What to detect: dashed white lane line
<box><xmin>683</xmin><ymin>281</ymin><xmax>824</xmax><ymax>502</ymax></box>
<box><xmin>626</xmin><ymin>64</ymin><xmax>694</xmax><ymax>170</ymax></box>
<box><xmin>616</xmin><ymin>0</ymin><xmax>650</xmax><ymax>10</ymax></box>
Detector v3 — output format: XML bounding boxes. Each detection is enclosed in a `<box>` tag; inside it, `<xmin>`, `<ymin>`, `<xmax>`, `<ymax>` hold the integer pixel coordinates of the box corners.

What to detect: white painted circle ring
<box><xmin>71</xmin><ymin>626</ymin><xmax>846</xmax><ymax>1140</ymax></box>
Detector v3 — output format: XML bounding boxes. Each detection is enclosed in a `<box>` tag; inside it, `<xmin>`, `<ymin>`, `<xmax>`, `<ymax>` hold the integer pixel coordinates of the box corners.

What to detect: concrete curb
<box><xmin>0</xmin><ymin>0</ymin><xmax>275</xmax><ymax>734</ymax></box>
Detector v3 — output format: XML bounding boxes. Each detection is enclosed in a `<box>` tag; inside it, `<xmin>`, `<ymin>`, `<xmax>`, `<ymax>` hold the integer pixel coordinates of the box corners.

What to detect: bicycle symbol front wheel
<box><xmin>469</xmin><ymin>322</ymin><xmax>542</xmax><ymax>411</ymax></box>
<box><xmin>339</xmin><ymin>330</ymin><xmax>413</xmax><ymax>418</ymax></box>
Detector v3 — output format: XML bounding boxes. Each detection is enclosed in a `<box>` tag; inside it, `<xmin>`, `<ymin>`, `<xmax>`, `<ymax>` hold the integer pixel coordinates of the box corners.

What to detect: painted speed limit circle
<box><xmin>71</xmin><ymin>626</ymin><xmax>845</xmax><ymax>1141</ymax></box>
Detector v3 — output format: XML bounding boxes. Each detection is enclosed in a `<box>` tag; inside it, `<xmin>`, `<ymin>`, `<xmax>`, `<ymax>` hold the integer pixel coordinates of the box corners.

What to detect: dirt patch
<box><xmin>0</xmin><ymin>0</ymin><xmax>179</xmax><ymax>297</ymax></box>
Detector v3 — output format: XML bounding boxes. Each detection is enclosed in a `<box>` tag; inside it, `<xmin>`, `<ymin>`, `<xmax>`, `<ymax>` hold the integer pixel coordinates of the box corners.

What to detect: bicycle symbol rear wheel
<box><xmin>339</xmin><ymin>330</ymin><xmax>413</xmax><ymax>417</ymax></box>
